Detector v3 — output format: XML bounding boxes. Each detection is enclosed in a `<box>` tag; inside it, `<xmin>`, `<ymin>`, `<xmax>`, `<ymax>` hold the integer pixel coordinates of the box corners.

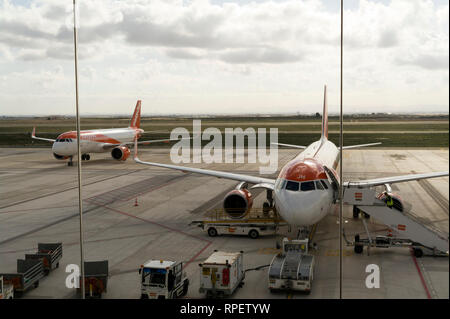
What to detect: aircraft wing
<box><xmin>31</xmin><ymin>127</ymin><xmax>56</xmax><ymax>143</ymax></box>
<box><xmin>271</xmin><ymin>142</ymin><xmax>307</xmax><ymax>149</ymax></box>
<box><xmin>103</xmin><ymin>137</ymin><xmax>190</xmax><ymax>149</ymax></box>
<box><xmin>271</xmin><ymin>142</ymin><xmax>381</xmax><ymax>150</ymax></box>
<box><xmin>133</xmin><ymin>140</ymin><xmax>276</xmax><ymax>186</ymax></box>
<box><xmin>344</xmin><ymin>171</ymin><xmax>449</xmax><ymax>188</ymax></box>
<box><xmin>341</xmin><ymin>142</ymin><xmax>381</xmax><ymax>149</ymax></box>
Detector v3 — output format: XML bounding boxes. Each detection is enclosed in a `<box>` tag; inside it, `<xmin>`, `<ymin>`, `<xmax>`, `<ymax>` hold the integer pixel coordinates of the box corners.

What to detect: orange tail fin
<box><xmin>130</xmin><ymin>100</ymin><xmax>141</xmax><ymax>129</ymax></box>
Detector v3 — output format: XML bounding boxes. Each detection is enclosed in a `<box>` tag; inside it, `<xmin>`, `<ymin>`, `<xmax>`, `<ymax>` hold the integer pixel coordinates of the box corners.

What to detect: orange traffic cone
<box><xmin>134</xmin><ymin>198</ymin><xmax>139</xmax><ymax>207</ymax></box>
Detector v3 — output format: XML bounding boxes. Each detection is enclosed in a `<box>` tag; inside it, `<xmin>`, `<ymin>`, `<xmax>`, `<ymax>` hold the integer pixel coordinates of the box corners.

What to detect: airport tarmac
<box><xmin>0</xmin><ymin>147</ymin><xmax>448</xmax><ymax>299</ymax></box>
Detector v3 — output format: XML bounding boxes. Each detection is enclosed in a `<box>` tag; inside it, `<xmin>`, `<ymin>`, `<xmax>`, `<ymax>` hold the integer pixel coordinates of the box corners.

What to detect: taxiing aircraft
<box><xmin>32</xmin><ymin>100</ymin><xmax>178</xmax><ymax>166</ymax></box>
<box><xmin>133</xmin><ymin>87</ymin><xmax>449</xmax><ymax>227</ymax></box>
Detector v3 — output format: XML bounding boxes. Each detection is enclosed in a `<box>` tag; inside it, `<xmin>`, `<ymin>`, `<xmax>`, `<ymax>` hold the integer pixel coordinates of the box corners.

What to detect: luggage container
<box><xmin>199</xmin><ymin>250</ymin><xmax>244</xmax><ymax>298</ymax></box>
<box><xmin>0</xmin><ymin>258</ymin><xmax>44</xmax><ymax>297</ymax></box>
<box><xmin>78</xmin><ymin>261</ymin><xmax>108</xmax><ymax>299</ymax></box>
<box><xmin>0</xmin><ymin>276</ymin><xmax>14</xmax><ymax>299</ymax></box>
<box><xmin>24</xmin><ymin>243</ymin><xmax>62</xmax><ymax>275</ymax></box>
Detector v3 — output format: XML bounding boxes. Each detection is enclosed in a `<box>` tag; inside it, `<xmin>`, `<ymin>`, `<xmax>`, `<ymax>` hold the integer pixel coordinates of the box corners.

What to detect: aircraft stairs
<box><xmin>343</xmin><ymin>188</ymin><xmax>449</xmax><ymax>255</ymax></box>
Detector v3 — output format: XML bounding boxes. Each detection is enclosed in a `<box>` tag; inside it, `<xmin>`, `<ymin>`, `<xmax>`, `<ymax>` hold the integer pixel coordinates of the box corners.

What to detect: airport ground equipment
<box><xmin>139</xmin><ymin>259</ymin><xmax>189</xmax><ymax>299</ymax></box>
<box><xmin>0</xmin><ymin>258</ymin><xmax>44</xmax><ymax>297</ymax></box>
<box><xmin>344</xmin><ymin>222</ymin><xmax>448</xmax><ymax>257</ymax></box>
<box><xmin>0</xmin><ymin>276</ymin><xmax>14</xmax><ymax>299</ymax></box>
<box><xmin>190</xmin><ymin>208</ymin><xmax>287</xmax><ymax>239</ymax></box>
<box><xmin>268</xmin><ymin>238</ymin><xmax>315</xmax><ymax>293</ymax></box>
<box><xmin>24</xmin><ymin>243</ymin><xmax>62</xmax><ymax>275</ymax></box>
<box><xmin>343</xmin><ymin>187</ymin><xmax>449</xmax><ymax>256</ymax></box>
<box><xmin>199</xmin><ymin>250</ymin><xmax>245</xmax><ymax>298</ymax></box>
<box><xmin>78</xmin><ymin>261</ymin><xmax>108</xmax><ymax>299</ymax></box>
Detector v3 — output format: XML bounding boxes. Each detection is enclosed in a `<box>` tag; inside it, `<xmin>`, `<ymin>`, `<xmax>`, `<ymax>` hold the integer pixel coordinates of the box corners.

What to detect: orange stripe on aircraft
<box><xmin>57</xmin><ymin>131</ymin><xmax>121</xmax><ymax>144</ymax></box>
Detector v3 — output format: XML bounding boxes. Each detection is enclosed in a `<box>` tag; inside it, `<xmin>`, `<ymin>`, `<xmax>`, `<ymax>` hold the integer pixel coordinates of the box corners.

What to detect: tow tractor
<box><xmin>139</xmin><ymin>260</ymin><xmax>189</xmax><ymax>299</ymax></box>
<box><xmin>268</xmin><ymin>238</ymin><xmax>315</xmax><ymax>293</ymax></box>
<box><xmin>0</xmin><ymin>276</ymin><xmax>14</xmax><ymax>299</ymax></box>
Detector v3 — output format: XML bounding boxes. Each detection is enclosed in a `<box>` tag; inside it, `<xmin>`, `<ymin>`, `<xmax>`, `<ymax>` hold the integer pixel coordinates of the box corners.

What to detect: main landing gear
<box><xmin>67</xmin><ymin>154</ymin><xmax>90</xmax><ymax>166</ymax></box>
<box><xmin>263</xmin><ymin>190</ymin><xmax>274</xmax><ymax>215</ymax></box>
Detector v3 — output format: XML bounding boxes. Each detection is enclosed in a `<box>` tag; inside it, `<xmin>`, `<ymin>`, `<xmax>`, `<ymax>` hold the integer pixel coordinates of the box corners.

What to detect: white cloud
<box><xmin>0</xmin><ymin>0</ymin><xmax>448</xmax><ymax>115</ymax></box>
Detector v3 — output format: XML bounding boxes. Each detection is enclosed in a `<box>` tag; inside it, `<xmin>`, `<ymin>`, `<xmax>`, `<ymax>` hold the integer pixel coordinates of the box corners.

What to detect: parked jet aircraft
<box><xmin>133</xmin><ymin>87</ymin><xmax>449</xmax><ymax>227</ymax></box>
<box><xmin>32</xmin><ymin>100</ymin><xmax>178</xmax><ymax>166</ymax></box>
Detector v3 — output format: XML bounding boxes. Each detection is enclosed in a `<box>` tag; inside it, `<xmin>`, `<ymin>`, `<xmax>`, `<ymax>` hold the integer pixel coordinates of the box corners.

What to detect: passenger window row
<box><xmin>55</xmin><ymin>138</ymin><xmax>73</xmax><ymax>142</ymax></box>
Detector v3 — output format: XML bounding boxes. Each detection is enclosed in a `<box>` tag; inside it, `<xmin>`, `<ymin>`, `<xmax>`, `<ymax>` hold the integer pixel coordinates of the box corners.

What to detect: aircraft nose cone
<box><xmin>275</xmin><ymin>189</ymin><xmax>319</xmax><ymax>226</ymax></box>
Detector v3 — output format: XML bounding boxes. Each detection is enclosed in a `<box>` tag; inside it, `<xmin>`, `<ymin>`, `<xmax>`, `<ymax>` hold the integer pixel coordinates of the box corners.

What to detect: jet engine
<box><xmin>223</xmin><ymin>187</ymin><xmax>253</xmax><ymax>219</ymax></box>
<box><xmin>377</xmin><ymin>192</ymin><xmax>406</xmax><ymax>212</ymax></box>
<box><xmin>53</xmin><ymin>153</ymin><xmax>68</xmax><ymax>160</ymax></box>
<box><xmin>111</xmin><ymin>146</ymin><xmax>131</xmax><ymax>161</ymax></box>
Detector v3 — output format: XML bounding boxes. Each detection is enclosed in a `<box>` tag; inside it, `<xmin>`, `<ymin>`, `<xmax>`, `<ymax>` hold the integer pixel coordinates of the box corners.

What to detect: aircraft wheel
<box><xmin>413</xmin><ymin>248</ymin><xmax>423</xmax><ymax>258</ymax></box>
<box><xmin>354</xmin><ymin>245</ymin><xmax>363</xmax><ymax>254</ymax></box>
<box><xmin>207</xmin><ymin>227</ymin><xmax>218</xmax><ymax>237</ymax></box>
<box><xmin>353</xmin><ymin>206</ymin><xmax>359</xmax><ymax>218</ymax></box>
<box><xmin>86</xmin><ymin>154</ymin><xmax>90</xmax><ymax>161</ymax></box>
<box><xmin>248</xmin><ymin>229</ymin><xmax>259</xmax><ymax>239</ymax></box>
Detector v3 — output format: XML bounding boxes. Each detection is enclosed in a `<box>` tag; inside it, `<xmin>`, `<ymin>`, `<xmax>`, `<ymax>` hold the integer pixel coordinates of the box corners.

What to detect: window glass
<box><xmin>320</xmin><ymin>180</ymin><xmax>329</xmax><ymax>189</ymax></box>
<box><xmin>285</xmin><ymin>180</ymin><xmax>299</xmax><ymax>191</ymax></box>
<box><xmin>315</xmin><ymin>181</ymin><xmax>324</xmax><ymax>190</ymax></box>
<box><xmin>300</xmin><ymin>181</ymin><xmax>315</xmax><ymax>191</ymax></box>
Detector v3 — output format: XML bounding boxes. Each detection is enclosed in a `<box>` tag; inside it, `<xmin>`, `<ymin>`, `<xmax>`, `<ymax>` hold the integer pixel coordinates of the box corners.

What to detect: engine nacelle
<box><xmin>223</xmin><ymin>188</ymin><xmax>253</xmax><ymax>219</ymax></box>
<box><xmin>53</xmin><ymin>153</ymin><xmax>68</xmax><ymax>160</ymax></box>
<box><xmin>111</xmin><ymin>146</ymin><xmax>131</xmax><ymax>161</ymax></box>
<box><xmin>377</xmin><ymin>192</ymin><xmax>405</xmax><ymax>212</ymax></box>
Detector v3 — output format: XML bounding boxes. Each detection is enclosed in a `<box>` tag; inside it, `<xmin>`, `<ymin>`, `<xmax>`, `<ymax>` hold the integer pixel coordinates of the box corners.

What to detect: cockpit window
<box><xmin>300</xmin><ymin>181</ymin><xmax>315</xmax><ymax>191</ymax></box>
<box><xmin>320</xmin><ymin>180</ymin><xmax>329</xmax><ymax>189</ymax></box>
<box><xmin>285</xmin><ymin>181</ymin><xmax>299</xmax><ymax>191</ymax></box>
<box><xmin>315</xmin><ymin>181</ymin><xmax>324</xmax><ymax>190</ymax></box>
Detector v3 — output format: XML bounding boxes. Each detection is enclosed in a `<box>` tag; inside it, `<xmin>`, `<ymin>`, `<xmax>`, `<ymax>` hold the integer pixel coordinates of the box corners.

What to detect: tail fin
<box><xmin>130</xmin><ymin>100</ymin><xmax>141</xmax><ymax>129</ymax></box>
<box><xmin>321</xmin><ymin>85</ymin><xmax>328</xmax><ymax>139</ymax></box>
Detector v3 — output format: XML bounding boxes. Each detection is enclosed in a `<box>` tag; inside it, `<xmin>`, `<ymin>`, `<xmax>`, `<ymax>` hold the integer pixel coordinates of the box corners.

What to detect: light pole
<box><xmin>72</xmin><ymin>0</ymin><xmax>85</xmax><ymax>299</ymax></box>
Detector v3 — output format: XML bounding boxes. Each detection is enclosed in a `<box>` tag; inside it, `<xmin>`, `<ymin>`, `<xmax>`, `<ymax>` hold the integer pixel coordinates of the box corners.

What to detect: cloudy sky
<box><xmin>0</xmin><ymin>0</ymin><xmax>448</xmax><ymax>116</ymax></box>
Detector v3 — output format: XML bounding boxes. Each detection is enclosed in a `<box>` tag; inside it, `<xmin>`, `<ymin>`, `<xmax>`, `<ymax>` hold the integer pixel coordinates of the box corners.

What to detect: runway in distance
<box><xmin>32</xmin><ymin>100</ymin><xmax>179</xmax><ymax>166</ymax></box>
<box><xmin>134</xmin><ymin>86</ymin><xmax>449</xmax><ymax>227</ymax></box>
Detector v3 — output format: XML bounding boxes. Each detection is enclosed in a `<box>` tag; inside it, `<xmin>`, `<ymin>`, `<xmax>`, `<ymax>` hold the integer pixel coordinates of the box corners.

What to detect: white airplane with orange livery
<box><xmin>133</xmin><ymin>86</ymin><xmax>449</xmax><ymax>227</ymax></box>
<box><xmin>32</xmin><ymin>101</ymin><xmax>178</xmax><ymax>166</ymax></box>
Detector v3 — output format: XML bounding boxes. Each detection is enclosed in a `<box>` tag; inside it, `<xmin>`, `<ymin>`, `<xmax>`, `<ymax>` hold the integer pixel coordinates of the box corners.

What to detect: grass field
<box><xmin>0</xmin><ymin>116</ymin><xmax>448</xmax><ymax>147</ymax></box>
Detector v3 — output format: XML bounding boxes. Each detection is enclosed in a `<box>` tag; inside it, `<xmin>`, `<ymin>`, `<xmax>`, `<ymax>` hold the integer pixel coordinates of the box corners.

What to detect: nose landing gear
<box><xmin>68</xmin><ymin>156</ymin><xmax>74</xmax><ymax>166</ymax></box>
<box><xmin>263</xmin><ymin>189</ymin><xmax>275</xmax><ymax>216</ymax></box>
